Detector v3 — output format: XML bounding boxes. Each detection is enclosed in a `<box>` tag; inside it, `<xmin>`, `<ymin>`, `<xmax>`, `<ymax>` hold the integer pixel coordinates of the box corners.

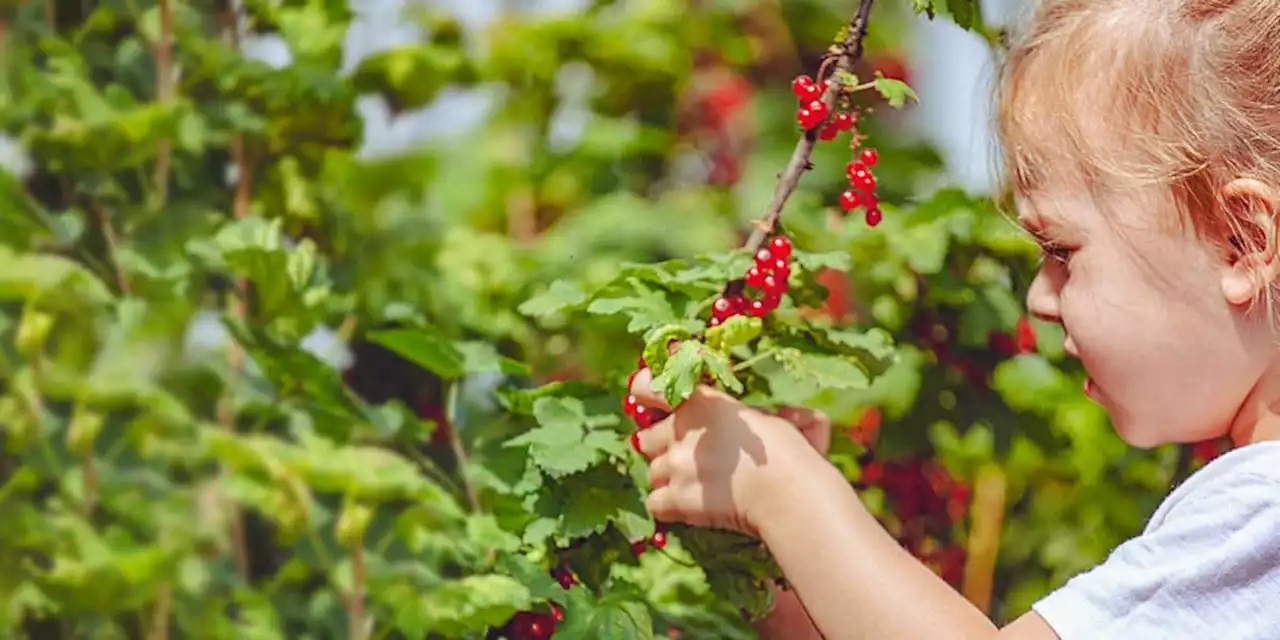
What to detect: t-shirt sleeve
<box><xmin>1031</xmin><ymin>472</ymin><xmax>1280</xmax><ymax>639</ymax></box>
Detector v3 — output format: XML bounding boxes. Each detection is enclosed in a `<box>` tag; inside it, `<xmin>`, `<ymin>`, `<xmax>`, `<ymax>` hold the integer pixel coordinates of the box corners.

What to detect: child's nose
<box><xmin>1026</xmin><ymin>267</ymin><xmax>1062</xmax><ymax>323</ymax></box>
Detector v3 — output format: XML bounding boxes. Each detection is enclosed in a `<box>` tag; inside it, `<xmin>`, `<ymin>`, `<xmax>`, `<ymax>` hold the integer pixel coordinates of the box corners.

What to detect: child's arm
<box><xmin>630</xmin><ymin>374</ymin><xmax>1060</xmax><ymax>640</ymax></box>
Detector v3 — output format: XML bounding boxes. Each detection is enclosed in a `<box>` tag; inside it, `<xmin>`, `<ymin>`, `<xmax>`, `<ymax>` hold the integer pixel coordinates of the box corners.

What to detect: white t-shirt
<box><xmin>1032</xmin><ymin>441</ymin><xmax>1280</xmax><ymax>639</ymax></box>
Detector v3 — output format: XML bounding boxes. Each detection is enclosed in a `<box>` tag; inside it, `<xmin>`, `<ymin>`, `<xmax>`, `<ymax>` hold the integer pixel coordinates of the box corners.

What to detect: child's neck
<box><xmin>1228</xmin><ymin>362</ymin><xmax>1280</xmax><ymax>447</ymax></box>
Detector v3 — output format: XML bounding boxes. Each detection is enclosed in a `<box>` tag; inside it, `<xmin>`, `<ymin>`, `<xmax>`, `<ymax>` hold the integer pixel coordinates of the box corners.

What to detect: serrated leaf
<box><xmin>873</xmin><ymin>76</ymin><xmax>919</xmax><ymax>109</ymax></box>
<box><xmin>792</xmin><ymin>249</ymin><xmax>851</xmax><ymax>272</ymax></box>
<box><xmin>456</xmin><ymin>341</ymin><xmax>531</xmax><ymax>377</ymax></box>
<box><xmin>650</xmin><ymin>341</ymin><xmax>705</xmax><ymax>407</ymax></box>
<box><xmin>706</xmin><ymin>315</ymin><xmax>761</xmax><ymax>353</ymax></box>
<box><xmin>642</xmin><ymin>325</ymin><xmax>693</xmax><ymax>374</ymax></box>
<box><xmin>520</xmin><ymin>280</ymin><xmax>588</xmax><ymax>318</ymax></box>
<box><xmin>587</xmin><ymin>286</ymin><xmax>678</xmax><ymax>333</ymax></box>
<box><xmin>418</xmin><ymin>574</ymin><xmax>533</xmax><ymax>637</ymax></box>
<box><xmin>505</xmin><ymin>397</ymin><xmax>622</xmax><ymax>478</ymax></box>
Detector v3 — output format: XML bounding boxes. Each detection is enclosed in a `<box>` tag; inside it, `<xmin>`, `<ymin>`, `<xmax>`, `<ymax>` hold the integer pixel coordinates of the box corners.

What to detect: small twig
<box><xmin>80</xmin><ymin>450</ymin><xmax>97</xmax><ymax>515</ymax></box>
<box><xmin>90</xmin><ymin>204</ymin><xmax>131</xmax><ymax>296</ymax></box>
<box><xmin>151</xmin><ymin>0</ymin><xmax>175</xmax><ymax>208</ymax></box>
<box><xmin>731</xmin><ymin>0</ymin><xmax>877</xmax><ymax>288</ymax></box>
<box><xmin>444</xmin><ymin>381</ymin><xmax>480</xmax><ymax>511</ymax></box>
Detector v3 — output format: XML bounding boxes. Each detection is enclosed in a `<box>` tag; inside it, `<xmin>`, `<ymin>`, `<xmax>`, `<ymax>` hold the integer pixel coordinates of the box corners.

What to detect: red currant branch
<box><xmin>734</xmin><ymin>0</ymin><xmax>877</xmax><ymax>271</ymax></box>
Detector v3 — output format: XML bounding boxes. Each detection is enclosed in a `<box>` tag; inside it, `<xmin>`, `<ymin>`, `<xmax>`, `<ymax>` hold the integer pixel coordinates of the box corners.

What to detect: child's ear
<box><xmin>1219</xmin><ymin>178</ymin><xmax>1280</xmax><ymax>305</ymax></box>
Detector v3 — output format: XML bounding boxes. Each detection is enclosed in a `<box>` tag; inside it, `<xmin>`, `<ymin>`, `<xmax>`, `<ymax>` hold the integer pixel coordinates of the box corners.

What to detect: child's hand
<box><xmin>629</xmin><ymin>368</ymin><xmax>830</xmax><ymax>537</ymax></box>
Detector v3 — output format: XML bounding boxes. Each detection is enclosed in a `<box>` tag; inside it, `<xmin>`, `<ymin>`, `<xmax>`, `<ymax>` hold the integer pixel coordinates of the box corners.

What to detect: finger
<box><xmin>645</xmin><ymin>486</ymin><xmax>685</xmax><ymax>523</ymax></box>
<box><xmin>647</xmin><ymin>452</ymin><xmax>673</xmax><ymax>489</ymax></box>
<box><xmin>777</xmin><ymin>406</ymin><xmax>832</xmax><ymax>453</ymax></box>
<box><xmin>635</xmin><ymin>413</ymin><xmax>676</xmax><ymax>459</ymax></box>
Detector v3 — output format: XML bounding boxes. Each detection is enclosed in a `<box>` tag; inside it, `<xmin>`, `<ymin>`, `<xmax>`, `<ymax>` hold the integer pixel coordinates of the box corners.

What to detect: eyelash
<box><xmin>1040</xmin><ymin>244</ymin><xmax>1073</xmax><ymax>266</ymax></box>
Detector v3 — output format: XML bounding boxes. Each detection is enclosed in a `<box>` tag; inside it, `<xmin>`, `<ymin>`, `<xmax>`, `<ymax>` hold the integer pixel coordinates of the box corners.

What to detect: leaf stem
<box><xmin>732</xmin><ymin>349</ymin><xmax>778</xmax><ymax>373</ymax></box>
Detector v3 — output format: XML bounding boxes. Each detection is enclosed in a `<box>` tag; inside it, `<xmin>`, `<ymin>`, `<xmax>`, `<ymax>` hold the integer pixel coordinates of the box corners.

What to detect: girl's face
<box><xmin>1020</xmin><ymin>185</ymin><xmax>1272</xmax><ymax>447</ymax></box>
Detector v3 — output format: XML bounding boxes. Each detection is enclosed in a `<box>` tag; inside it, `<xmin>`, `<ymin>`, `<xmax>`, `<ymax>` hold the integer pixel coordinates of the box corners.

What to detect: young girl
<box><xmin>629</xmin><ymin>0</ymin><xmax>1280</xmax><ymax>637</ymax></box>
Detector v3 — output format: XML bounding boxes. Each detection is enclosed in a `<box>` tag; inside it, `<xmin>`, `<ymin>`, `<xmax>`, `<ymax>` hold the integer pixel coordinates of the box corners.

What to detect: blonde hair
<box><xmin>996</xmin><ymin>0</ymin><xmax>1280</xmax><ymax>253</ymax></box>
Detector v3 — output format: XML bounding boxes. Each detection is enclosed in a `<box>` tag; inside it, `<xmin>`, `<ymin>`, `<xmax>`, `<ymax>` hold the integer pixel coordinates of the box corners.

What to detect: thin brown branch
<box><xmin>215</xmin><ymin>6</ymin><xmax>253</xmax><ymax>582</ymax></box>
<box><xmin>147</xmin><ymin>583</ymin><xmax>171</xmax><ymax>640</ymax></box>
<box><xmin>346</xmin><ymin>541</ymin><xmax>368</xmax><ymax>640</ymax></box>
<box><xmin>152</xmin><ymin>0</ymin><xmax>175</xmax><ymax>207</ymax></box>
<box><xmin>734</xmin><ymin>0</ymin><xmax>876</xmax><ymax>266</ymax></box>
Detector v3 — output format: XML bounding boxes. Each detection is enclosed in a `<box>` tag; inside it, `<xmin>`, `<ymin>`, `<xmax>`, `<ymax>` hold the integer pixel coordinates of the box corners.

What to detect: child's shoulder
<box><xmin>1149</xmin><ymin>440</ymin><xmax>1280</xmax><ymax>531</ymax></box>
<box><xmin>1031</xmin><ymin>441</ymin><xmax>1280</xmax><ymax>640</ymax></box>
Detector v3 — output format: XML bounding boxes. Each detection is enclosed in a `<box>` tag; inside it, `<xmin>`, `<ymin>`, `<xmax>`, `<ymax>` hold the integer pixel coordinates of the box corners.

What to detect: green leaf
<box><xmin>505</xmin><ymin>397</ymin><xmax>623</xmax><ymax>478</ymax></box>
<box><xmin>520</xmin><ymin>280</ymin><xmax>589</xmax><ymax>318</ymax></box>
<box><xmin>417</xmin><ymin>575</ymin><xmax>533</xmax><ymax>638</ymax></box>
<box><xmin>642</xmin><ymin>324</ymin><xmax>693</xmax><ymax>374</ymax></box>
<box><xmin>992</xmin><ymin>355</ymin><xmax>1069</xmax><ymax>414</ymax></box>
<box><xmin>368</xmin><ymin>326</ymin><xmax>465</xmax><ymax>379</ymax></box>
<box><xmin>649</xmin><ymin>341</ymin><xmax>705</xmax><ymax>407</ymax></box>
<box><xmin>587</xmin><ymin>284</ymin><xmax>679</xmax><ymax>333</ymax></box>
<box><xmin>873</xmin><ymin>76</ymin><xmax>919</xmax><ymax>109</ymax></box>
<box><xmin>706</xmin><ymin>315</ymin><xmax>762</xmax><ymax>353</ymax></box>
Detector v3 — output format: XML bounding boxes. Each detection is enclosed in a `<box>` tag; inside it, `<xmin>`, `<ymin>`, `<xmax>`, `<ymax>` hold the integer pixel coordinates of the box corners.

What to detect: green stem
<box><xmin>732</xmin><ymin>349</ymin><xmax>778</xmax><ymax>373</ymax></box>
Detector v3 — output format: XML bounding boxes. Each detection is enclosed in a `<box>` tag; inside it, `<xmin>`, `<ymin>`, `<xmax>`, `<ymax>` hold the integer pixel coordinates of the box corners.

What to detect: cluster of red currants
<box><xmin>791</xmin><ymin>74</ymin><xmax>885</xmax><ymax>227</ymax></box>
<box><xmin>709</xmin><ymin>234</ymin><xmax>794</xmax><ymax>325</ymax></box>
<box><xmin>840</xmin><ymin>148</ymin><xmax>883</xmax><ymax>227</ymax></box>
<box><xmin>791</xmin><ymin>74</ymin><xmax>854</xmax><ymax>138</ymax></box>
<box><xmin>622</xmin><ymin>361</ymin><xmax>671</xmax><ymax>556</ymax></box>
<box><xmin>859</xmin><ymin>457</ymin><xmax>971</xmax><ymax>586</ymax></box>
<box><xmin>496</xmin><ymin>567</ymin><xmax>577</xmax><ymax>638</ymax></box>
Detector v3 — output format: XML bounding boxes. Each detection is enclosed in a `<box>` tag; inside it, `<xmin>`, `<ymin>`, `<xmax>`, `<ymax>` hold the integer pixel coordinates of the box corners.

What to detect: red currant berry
<box><xmin>638</xmin><ymin>357</ymin><xmax>647</xmax><ymax>369</ymax></box>
<box><xmin>631</xmin><ymin>540</ymin><xmax>648</xmax><ymax>556</ymax></box>
<box><xmin>623</xmin><ymin>394</ymin><xmax>639</xmax><ymax>417</ymax></box>
<box><xmin>754</xmin><ymin>248</ymin><xmax>774</xmax><ymax>270</ymax></box>
<box><xmin>712</xmin><ymin>296</ymin><xmax>737</xmax><ymax>320</ymax></box>
<box><xmin>798</xmin><ymin>83</ymin><xmax>822</xmax><ymax>102</ymax></box>
<box><xmin>762</xmin><ymin>274</ymin><xmax>787</xmax><ymax>296</ymax></box>
<box><xmin>630</xmin><ymin>432</ymin><xmax>644</xmax><ymax>453</ymax></box>
<box><xmin>769</xmin><ymin>235</ymin><xmax>792</xmax><ymax>259</ymax></box>
<box><xmin>860</xmin><ymin>147</ymin><xmax>879</xmax><ymax>166</ymax></box>
<box><xmin>551</xmin><ymin>603</ymin><xmax>564</xmax><ymax>622</ymax></box>
<box><xmin>791</xmin><ymin>75</ymin><xmax>814</xmax><ymax>98</ymax></box>
<box><xmin>807</xmin><ymin>99</ymin><xmax>828</xmax><ymax>119</ymax></box>
<box><xmin>796</xmin><ymin>108</ymin><xmax>815</xmax><ymax>128</ymax></box>
<box><xmin>798</xmin><ymin>102</ymin><xmax>827</xmax><ymax>129</ymax></box>
<box><xmin>818</xmin><ymin>123</ymin><xmax>840</xmax><ymax>141</ymax></box>
<box><xmin>748</xmin><ymin>299</ymin><xmax>768</xmax><ymax>317</ymax></box>
<box><xmin>853</xmin><ymin>171</ymin><xmax>876</xmax><ymax>192</ymax></box>
<box><xmin>707</xmin><ymin>316</ymin><xmax>722</xmax><ymax>328</ymax></box>
<box><xmin>865</xmin><ymin>207</ymin><xmax>883</xmax><ymax>227</ymax></box>
<box><xmin>834</xmin><ymin>112</ymin><xmax>854</xmax><ymax>131</ymax></box>
<box><xmin>651</xmin><ymin>532</ymin><xmax>667</xmax><ymax>549</ymax></box>
<box><xmin>771</xmin><ymin>261</ymin><xmax>790</xmax><ymax>281</ymax></box>
<box><xmin>862</xmin><ymin>192</ymin><xmax>880</xmax><ymax>210</ymax></box>
<box><xmin>846</xmin><ymin>161</ymin><xmax>866</xmax><ymax>180</ymax></box>
<box><xmin>633</xmin><ymin>404</ymin><xmax>655</xmax><ymax>428</ymax></box>
<box><xmin>839</xmin><ymin>189</ymin><xmax>861</xmax><ymax>211</ymax></box>
<box><xmin>762</xmin><ymin>293</ymin><xmax>783</xmax><ymax>310</ymax></box>
<box><xmin>745</xmin><ymin>266</ymin><xmax>766</xmax><ymax>289</ymax></box>
<box><xmin>555</xmin><ymin>571</ymin><xmax>576</xmax><ymax>590</ymax></box>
